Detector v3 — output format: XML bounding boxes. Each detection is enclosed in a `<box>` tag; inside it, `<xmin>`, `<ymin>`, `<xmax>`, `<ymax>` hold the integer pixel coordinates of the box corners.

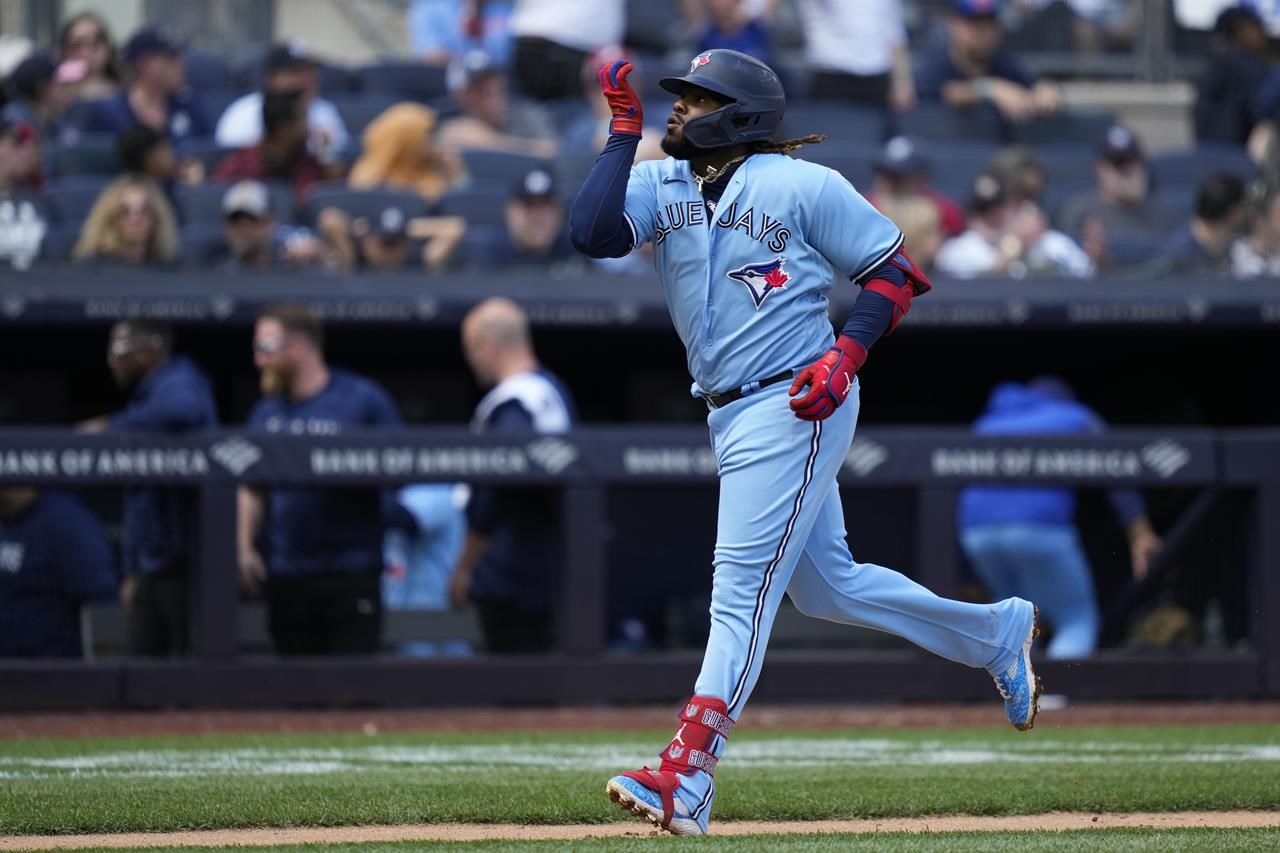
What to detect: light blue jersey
<box><xmin>622</xmin><ymin>153</ymin><xmax>903</xmax><ymax>394</ymax></box>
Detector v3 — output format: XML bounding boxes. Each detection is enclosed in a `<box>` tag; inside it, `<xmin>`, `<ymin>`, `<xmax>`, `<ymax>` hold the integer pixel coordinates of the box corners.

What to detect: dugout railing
<box><xmin>1</xmin><ymin>426</ymin><xmax>1277</xmax><ymax>709</ymax></box>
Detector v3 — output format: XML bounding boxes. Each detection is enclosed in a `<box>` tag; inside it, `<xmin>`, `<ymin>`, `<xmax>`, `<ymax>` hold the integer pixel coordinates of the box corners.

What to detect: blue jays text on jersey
<box><xmin>653</xmin><ymin>200</ymin><xmax>791</xmax><ymax>255</ymax></box>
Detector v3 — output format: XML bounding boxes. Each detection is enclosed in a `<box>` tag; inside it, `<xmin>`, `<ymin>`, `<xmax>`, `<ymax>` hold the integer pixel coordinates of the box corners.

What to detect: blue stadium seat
<box><xmin>1148</xmin><ymin>145</ymin><xmax>1257</xmax><ymax>192</ymax></box>
<box><xmin>1107</xmin><ymin>233</ymin><xmax>1168</xmax><ymax>268</ymax></box>
<box><xmin>41</xmin><ymin>176</ymin><xmax>111</xmax><ymax>226</ymax></box>
<box><xmin>896</xmin><ymin>104</ymin><xmax>1008</xmax><ymax>145</ymax></box>
<box><xmin>39</xmin><ymin>223</ymin><xmax>80</xmax><ymax>264</ymax></box>
<box><xmin>185</xmin><ymin>138</ymin><xmax>238</xmax><ymax>174</ymax></box>
<box><xmin>461</xmin><ymin>150</ymin><xmax>553</xmax><ymax>188</ymax></box>
<box><xmin>197</xmin><ymin>89</ymin><xmax>241</xmax><ymax>130</ymax></box>
<box><xmin>304</xmin><ymin>186</ymin><xmax>431</xmax><ymax>225</ymax></box>
<box><xmin>52</xmin><ymin>135</ymin><xmax>120</xmax><ymax>176</ymax></box>
<box><xmin>178</xmin><ymin>222</ymin><xmax>228</xmax><ymax>266</ymax></box>
<box><xmin>239</xmin><ymin>58</ymin><xmax>353</xmax><ymax>95</ymax></box>
<box><xmin>185</xmin><ymin>52</ymin><xmax>236</xmax><ymax>91</ymax></box>
<box><xmin>1035</xmin><ymin>143</ymin><xmax>1101</xmax><ymax>188</ymax></box>
<box><xmin>1011</xmin><ymin>109</ymin><xmax>1115</xmax><ymax>146</ymax></box>
<box><xmin>780</xmin><ymin>102</ymin><xmax>889</xmax><ymax>146</ymax></box>
<box><xmin>329</xmin><ymin>93</ymin><xmax>400</xmax><ymax>139</ymax></box>
<box><xmin>437</xmin><ymin>186</ymin><xmax>510</xmax><ymax>228</ymax></box>
<box><xmin>177</xmin><ymin>182</ymin><xmax>295</xmax><ymax>226</ymax></box>
<box><xmin>356</xmin><ymin>62</ymin><xmax>449</xmax><ymax>101</ymax></box>
<box><xmin>555</xmin><ymin>150</ymin><xmax>601</xmax><ymax>198</ymax></box>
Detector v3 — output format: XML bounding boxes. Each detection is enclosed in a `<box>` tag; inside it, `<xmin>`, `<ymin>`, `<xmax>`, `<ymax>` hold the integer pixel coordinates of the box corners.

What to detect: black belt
<box><xmin>704</xmin><ymin>370</ymin><xmax>794</xmax><ymax>410</ymax></box>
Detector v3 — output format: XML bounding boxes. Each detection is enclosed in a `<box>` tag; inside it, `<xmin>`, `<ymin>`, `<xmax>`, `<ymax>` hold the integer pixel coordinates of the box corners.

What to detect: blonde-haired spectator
<box><xmin>72</xmin><ymin>176</ymin><xmax>177</xmax><ymax>266</ymax></box>
<box><xmin>349</xmin><ymin>103</ymin><xmax>467</xmax><ymax>205</ymax></box>
<box><xmin>876</xmin><ymin>193</ymin><xmax>944</xmax><ymax>272</ymax></box>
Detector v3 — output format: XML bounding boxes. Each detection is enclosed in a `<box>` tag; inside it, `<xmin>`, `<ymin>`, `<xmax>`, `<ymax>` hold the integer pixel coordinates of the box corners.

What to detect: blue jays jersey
<box><xmin>622</xmin><ymin>153</ymin><xmax>902</xmax><ymax>394</ymax></box>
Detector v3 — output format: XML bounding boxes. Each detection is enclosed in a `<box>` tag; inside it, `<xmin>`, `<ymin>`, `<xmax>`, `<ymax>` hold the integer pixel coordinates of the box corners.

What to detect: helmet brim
<box><xmin>658</xmin><ymin>74</ymin><xmax>737</xmax><ymax>102</ymax></box>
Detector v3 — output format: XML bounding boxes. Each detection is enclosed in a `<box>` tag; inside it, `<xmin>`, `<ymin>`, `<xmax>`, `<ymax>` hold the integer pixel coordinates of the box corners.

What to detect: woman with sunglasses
<box><xmin>58</xmin><ymin>12</ymin><xmax>123</xmax><ymax>102</ymax></box>
<box><xmin>72</xmin><ymin>175</ymin><xmax>178</xmax><ymax>267</ymax></box>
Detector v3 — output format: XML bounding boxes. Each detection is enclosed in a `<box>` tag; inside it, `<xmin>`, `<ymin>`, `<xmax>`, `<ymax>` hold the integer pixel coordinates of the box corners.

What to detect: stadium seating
<box><xmin>177</xmin><ymin>182</ymin><xmax>295</xmax><ymax>226</ymax></box>
<box><xmin>195</xmin><ymin>89</ymin><xmax>242</xmax><ymax>132</ymax></box>
<box><xmin>328</xmin><ymin>93</ymin><xmax>401</xmax><ymax>138</ymax></box>
<box><xmin>1148</xmin><ymin>145</ymin><xmax>1257</xmax><ymax>192</ymax></box>
<box><xmin>461</xmin><ymin>150</ymin><xmax>555</xmax><ymax>189</ymax></box>
<box><xmin>52</xmin><ymin>135</ymin><xmax>121</xmax><ymax>177</ymax></box>
<box><xmin>185</xmin><ymin>138</ymin><xmax>239</xmax><ymax>174</ymax></box>
<box><xmin>355</xmin><ymin>61</ymin><xmax>450</xmax><ymax>102</ymax></box>
<box><xmin>239</xmin><ymin>57</ymin><xmax>353</xmax><ymax>95</ymax></box>
<box><xmin>1011</xmin><ymin>109</ymin><xmax>1115</xmax><ymax>146</ymax></box>
<box><xmin>41</xmin><ymin>176</ymin><xmax>111</xmax><ymax>227</ymax></box>
<box><xmin>896</xmin><ymin>104</ymin><xmax>1008</xmax><ymax>145</ymax></box>
<box><xmin>303</xmin><ymin>185</ymin><xmax>431</xmax><ymax>224</ymax></box>
<box><xmin>185</xmin><ymin>51</ymin><xmax>236</xmax><ymax>91</ymax></box>
<box><xmin>177</xmin><ymin>221</ymin><xmax>229</xmax><ymax>266</ymax></box>
<box><xmin>437</xmin><ymin>186</ymin><xmax>510</xmax><ymax>228</ymax></box>
<box><xmin>780</xmin><ymin>102</ymin><xmax>889</xmax><ymax>146</ymax></box>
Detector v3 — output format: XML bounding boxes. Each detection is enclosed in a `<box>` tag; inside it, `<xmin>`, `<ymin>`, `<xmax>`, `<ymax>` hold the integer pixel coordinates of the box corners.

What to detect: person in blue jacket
<box><xmin>0</xmin><ymin>487</ymin><xmax>116</xmax><ymax>657</ymax></box>
<box><xmin>79</xmin><ymin>320</ymin><xmax>217</xmax><ymax>656</ymax></box>
<box><xmin>957</xmin><ymin>377</ymin><xmax>1163</xmax><ymax>659</ymax></box>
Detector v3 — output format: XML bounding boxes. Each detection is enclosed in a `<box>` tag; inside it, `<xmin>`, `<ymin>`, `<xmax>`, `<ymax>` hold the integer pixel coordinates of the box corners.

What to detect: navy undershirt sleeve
<box><xmin>838</xmin><ymin>259</ymin><xmax>905</xmax><ymax>352</ymax></box>
<box><xmin>569</xmin><ymin>133</ymin><xmax>641</xmax><ymax>258</ymax></box>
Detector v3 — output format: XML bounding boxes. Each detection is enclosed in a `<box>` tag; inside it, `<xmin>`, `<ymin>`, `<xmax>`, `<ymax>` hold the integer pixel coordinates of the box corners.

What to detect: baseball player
<box><xmin>569</xmin><ymin>49</ymin><xmax>1043</xmax><ymax>836</ymax></box>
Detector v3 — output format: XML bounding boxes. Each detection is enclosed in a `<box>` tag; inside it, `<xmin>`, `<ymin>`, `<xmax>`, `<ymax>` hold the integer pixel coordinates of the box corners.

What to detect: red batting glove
<box><xmin>597</xmin><ymin>60</ymin><xmax>643</xmax><ymax>136</ymax></box>
<box><xmin>788</xmin><ymin>337</ymin><xmax>867</xmax><ymax>421</ymax></box>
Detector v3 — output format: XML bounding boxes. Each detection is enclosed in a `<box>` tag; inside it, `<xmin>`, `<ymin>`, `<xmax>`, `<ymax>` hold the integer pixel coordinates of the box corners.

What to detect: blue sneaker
<box><xmin>992</xmin><ymin>604</ymin><xmax>1043</xmax><ymax>731</ymax></box>
<box><xmin>605</xmin><ymin>768</ymin><xmax>709</xmax><ymax>835</ymax></box>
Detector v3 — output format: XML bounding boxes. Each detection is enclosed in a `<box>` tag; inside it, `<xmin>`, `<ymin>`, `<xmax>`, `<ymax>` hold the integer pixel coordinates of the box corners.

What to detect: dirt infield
<box><xmin>3</xmin><ymin>702</ymin><xmax>1279</xmax><ymax>740</ymax></box>
<box><xmin>2</xmin><ymin>812</ymin><xmax>1278</xmax><ymax>849</ymax></box>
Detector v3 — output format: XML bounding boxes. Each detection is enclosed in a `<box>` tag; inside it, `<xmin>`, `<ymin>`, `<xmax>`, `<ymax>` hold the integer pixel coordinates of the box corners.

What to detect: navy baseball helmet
<box><xmin>659</xmin><ymin>49</ymin><xmax>785</xmax><ymax>149</ymax></box>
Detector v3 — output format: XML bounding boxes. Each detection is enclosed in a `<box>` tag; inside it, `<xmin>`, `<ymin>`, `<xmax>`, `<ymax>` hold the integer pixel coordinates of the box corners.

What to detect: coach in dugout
<box><xmin>238</xmin><ymin>303</ymin><xmax>403</xmax><ymax>655</ymax></box>
<box><xmin>78</xmin><ymin>320</ymin><xmax>218</xmax><ymax>656</ymax></box>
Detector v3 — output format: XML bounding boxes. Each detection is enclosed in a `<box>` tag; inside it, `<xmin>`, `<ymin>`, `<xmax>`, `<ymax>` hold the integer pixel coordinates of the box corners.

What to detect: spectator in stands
<box><xmin>796</xmin><ymin>0</ymin><xmax>916</xmax><ymax>109</ymax></box>
<box><xmin>509</xmin><ymin>0</ymin><xmax>625</xmax><ymax>101</ymax></box>
<box><xmin>957</xmin><ymin>377</ymin><xmax>1163</xmax><ymax>659</ymax></box>
<box><xmin>318</xmin><ymin>203</ymin><xmax>467</xmax><ymax>273</ymax></box>
<box><xmin>1</xmin><ymin>52</ymin><xmax>81</xmax><ymax>148</ymax></box>
<box><xmin>218</xmin><ymin>180</ymin><xmax>330</xmax><ymax>271</ymax></box>
<box><xmin>239</xmin><ymin>304</ymin><xmax>403</xmax><ymax>655</ymax></box>
<box><xmin>77</xmin><ymin>320</ymin><xmax>217</xmax><ymax>656</ymax></box>
<box><xmin>83</xmin><ymin>28</ymin><xmax>210</xmax><ymax>150</ymax></box>
<box><xmin>349</xmin><ymin>103</ymin><xmax>466</xmax><ymax>204</ymax></box>
<box><xmin>468</xmin><ymin>167</ymin><xmax>577</xmax><ymax>268</ymax></box>
<box><xmin>0</xmin><ymin>116</ymin><xmax>46</xmax><ymax>270</ymax></box>
<box><xmin>213</xmin><ymin>90</ymin><xmax>338</xmax><ymax>204</ymax></box>
<box><xmin>383</xmin><ymin>483</ymin><xmax>469</xmax><ymax>656</ymax></box>
<box><xmin>1056</xmin><ymin>125</ymin><xmax>1182</xmax><ymax>249</ymax></box>
<box><xmin>866</xmin><ymin>136</ymin><xmax>966</xmax><ymax>238</ymax></box>
<box><xmin>438</xmin><ymin>52</ymin><xmax>557</xmax><ymax>158</ymax></box>
<box><xmin>562</xmin><ymin>48</ymin><xmax>665</xmax><ymax>161</ymax></box>
<box><xmin>683</xmin><ymin>0</ymin><xmax>776</xmax><ymax>65</ymax></box>
<box><xmin>1230</xmin><ymin>181</ymin><xmax>1280</xmax><ymax>278</ymax></box>
<box><xmin>58</xmin><ymin>12</ymin><xmax>122</xmax><ymax>102</ymax></box>
<box><xmin>1157</xmin><ymin>172</ymin><xmax>1246</xmax><ymax>277</ymax></box>
<box><xmin>450</xmin><ymin>297</ymin><xmax>577</xmax><ymax>653</ymax></box>
<box><xmin>1010</xmin><ymin>0</ymin><xmax>1140</xmax><ymax>54</ymax></box>
<box><xmin>1194</xmin><ymin>4</ymin><xmax>1270</xmax><ymax>147</ymax></box>
<box><xmin>0</xmin><ymin>486</ymin><xmax>116</xmax><ymax>658</ymax></box>
<box><xmin>117</xmin><ymin>125</ymin><xmax>202</xmax><ymax>203</ymax></box>
<box><xmin>71</xmin><ymin>175</ymin><xmax>178</xmax><ymax>267</ymax></box>
<box><xmin>935</xmin><ymin>171</ymin><xmax>1093</xmax><ymax>278</ymax></box>
<box><xmin>875</xmin><ymin>194</ymin><xmax>945</xmax><ymax>273</ymax></box>
<box><xmin>409</xmin><ymin>0</ymin><xmax>516</xmax><ymax>67</ymax></box>
<box><xmin>214</xmin><ymin>42</ymin><xmax>348</xmax><ymax>162</ymax></box>
<box><xmin>915</xmin><ymin>0</ymin><xmax>1061</xmax><ymax>123</ymax></box>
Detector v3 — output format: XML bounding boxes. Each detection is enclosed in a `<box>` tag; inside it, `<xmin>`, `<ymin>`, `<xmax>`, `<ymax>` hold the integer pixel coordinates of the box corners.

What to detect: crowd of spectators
<box><xmin>0</xmin><ymin>1</ymin><xmax>1275</xmax><ymax>281</ymax></box>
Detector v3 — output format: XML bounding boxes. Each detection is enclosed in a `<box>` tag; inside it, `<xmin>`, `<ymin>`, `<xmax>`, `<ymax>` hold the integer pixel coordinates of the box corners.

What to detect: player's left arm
<box><xmin>790</xmin><ymin>173</ymin><xmax>932</xmax><ymax>421</ymax></box>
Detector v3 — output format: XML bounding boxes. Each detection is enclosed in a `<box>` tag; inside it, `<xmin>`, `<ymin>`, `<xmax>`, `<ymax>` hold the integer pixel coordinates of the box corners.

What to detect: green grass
<box><xmin>50</xmin><ymin>828</ymin><xmax>1280</xmax><ymax>853</ymax></box>
<box><xmin>1</xmin><ymin>725</ymin><xmax>1277</xmax><ymax>835</ymax></box>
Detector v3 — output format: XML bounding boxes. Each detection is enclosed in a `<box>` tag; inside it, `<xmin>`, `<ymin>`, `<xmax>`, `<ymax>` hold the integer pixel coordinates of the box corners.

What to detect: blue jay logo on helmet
<box><xmin>690</xmin><ymin>52</ymin><xmax>712</xmax><ymax>74</ymax></box>
<box><xmin>727</xmin><ymin>257</ymin><xmax>790</xmax><ymax>310</ymax></box>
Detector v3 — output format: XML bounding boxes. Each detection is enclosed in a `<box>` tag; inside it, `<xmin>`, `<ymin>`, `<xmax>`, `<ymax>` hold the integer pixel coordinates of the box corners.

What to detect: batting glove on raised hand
<box><xmin>788</xmin><ymin>336</ymin><xmax>867</xmax><ymax>421</ymax></box>
<box><xmin>598</xmin><ymin>60</ymin><xmax>643</xmax><ymax>136</ymax></box>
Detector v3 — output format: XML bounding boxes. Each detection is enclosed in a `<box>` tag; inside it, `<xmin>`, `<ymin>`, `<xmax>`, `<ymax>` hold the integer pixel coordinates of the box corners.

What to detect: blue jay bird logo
<box><xmin>727</xmin><ymin>257</ymin><xmax>790</xmax><ymax>309</ymax></box>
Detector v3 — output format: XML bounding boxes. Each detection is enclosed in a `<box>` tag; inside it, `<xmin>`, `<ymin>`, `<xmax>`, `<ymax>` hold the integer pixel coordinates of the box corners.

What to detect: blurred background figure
<box><xmin>1194</xmin><ymin>4</ymin><xmax>1270</xmax><ymax>147</ymax></box>
<box><xmin>239</xmin><ymin>305</ymin><xmax>403</xmax><ymax>656</ymax></box>
<box><xmin>77</xmin><ymin>320</ymin><xmax>217</xmax><ymax>657</ymax></box>
<box><xmin>1156</xmin><ymin>171</ymin><xmax>1246</xmax><ymax>276</ymax></box>
<box><xmin>349</xmin><ymin>102</ymin><xmax>466</xmax><ymax>204</ymax></box>
<box><xmin>508</xmin><ymin>0</ymin><xmax>625</xmax><ymax>101</ymax></box>
<box><xmin>218</xmin><ymin>180</ymin><xmax>330</xmax><ymax>271</ymax></box>
<box><xmin>0</xmin><ymin>115</ymin><xmax>46</xmax><ymax>270</ymax></box>
<box><xmin>467</xmin><ymin>167</ymin><xmax>576</xmax><ymax>269</ymax></box>
<box><xmin>439</xmin><ymin>51</ymin><xmax>558</xmax><ymax>158</ymax></box>
<box><xmin>796</xmin><ymin>0</ymin><xmax>915</xmax><ymax>109</ymax></box>
<box><xmin>57</xmin><ymin>11</ymin><xmax>122</xmax><ymax>102</ymax></box>
<box><xmin>683</xmin><ymin>0</ymin><xmax>776</xmax><ymax>65</ymax></box>
<box><xmin>319</xmin><ymin>203</ymin><xmax>467</xmax><ymax>273</ymax></box>
<box><xmin>1230</xmin><ymin>181</ymin><xmax>1280</xmax><ymax>278</ymax></box>
<box><xmin>0</xmin><ymin>486</ymin><xmax>116</xmax><ymax>659</ymax></box>
<box><xmin>875</xmin><ymin>193</ymin><xmax>946</xmax><ymax>273</ymax></box>
<box><xmin>72</xmin><ymin>175</ymin><xmax>178</xmax><ymax>268</ymax></box>
<box><xmin>866</xmin><ymin>136</ymin><xmax>966</xmax><ymax>238</ymax></box>
<box><xmin>117</xmin><ymin>125</ymin><xmax>201</xmax><ymax>204</ymax></box>
<box><xmin>215</xmin><ymin>42</ymin><xmax>348</xmax><ymax>161</ymax></box>
<box><xmin>957</xmin><ymin>377</ymin><xmax>1163</xmax><ymax>660</ymax></box>
<box><xmin>214</xmin><ymin>90</ymin><xmax>339</xmax><ymax>204</ymax></box>
<box><xmin>1</xmin><ymin>52</ymin><xmax>82</xmax><ymax>149</ymax></box>
<box><xmin>408</xmin><ymin>0</ymin><xmax>515</xmax><ymax>67</ymax></box>
<box><xmin>450</xmin><ymin>297</ymin><xmax>576</xmax><ymax>653</ymax></box>
<box><xmin>83</xmin><ymin>27</ymin><xmax>209</xmax><ymax>150</ymax></box>
<box><xmin>383</xmin><ymin>483</ymin><xmax>470</xmax><ymax>656</ymax></box>
<box><xmin>916</xmin><ymin>0</ymin><xmax>1061</xmax><ymax>123</ymax></box>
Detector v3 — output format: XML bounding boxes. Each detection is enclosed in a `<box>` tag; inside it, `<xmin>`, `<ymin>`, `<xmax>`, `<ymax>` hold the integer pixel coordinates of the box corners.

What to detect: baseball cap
<box><xmin>447</xmin><ymin>50</ymin><xmax>502</xmax><ymax>94</ymax></box>
<box><xmin>513</xmin><ymin>168</ymin><xmax>557</xmax><ymax>201</ymax></box>
<box><xmin>875</xmin><ymin>136</ymin><xmax>929</xmax><ymax>177</ymax></box>
<box><xmin>953</xmin><ymin>0</ymin><xmax>1001</xmax><ymax>18</ymax></box>
<box><xmin>222</xmin><ymin>180</ymin><xmax>272</xmax><ymax>219</ymax></box>
<box><xmin>969</xmin><ymin>172</ymin><xmax>1007</xmax><ymax>212</ymax></box>
<box><xmin>122</xmin><ymin>27</ymin><xmax>184</xmax><ymax>64</ymax></box>
<box><xmin>264</xmin><ymin>41</ymin><xmax>315</xmax><ymax>74</ymax></box>
<box><xmin>8</xmin><ymin>52</ymin><xmax>56</xmax><ymax>99</ymax></box>
<box><xmin>1097</xmin><ymin>124</ymin><xmax>1144</xmax><ymax>164</ymax></box>
<box><xmin>372</xmin><ymin>205</ymin><xmax>408</xmax><ymax>240</ymax></box>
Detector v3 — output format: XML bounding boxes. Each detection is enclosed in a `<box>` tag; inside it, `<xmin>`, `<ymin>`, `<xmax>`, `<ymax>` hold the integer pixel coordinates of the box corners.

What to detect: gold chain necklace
<box><xmin>695</xmin><ymin>155</ymin><xmax>747</xmax><ymax>193</ymax></box>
